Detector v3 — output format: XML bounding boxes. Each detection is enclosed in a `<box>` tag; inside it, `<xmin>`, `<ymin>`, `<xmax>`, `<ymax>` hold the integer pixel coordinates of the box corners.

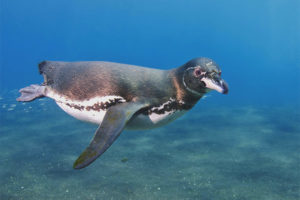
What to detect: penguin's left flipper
<box><xmin>73</xmin><ymin>100</ymin><xmax>149</xmax><ymax>169</ymax></box>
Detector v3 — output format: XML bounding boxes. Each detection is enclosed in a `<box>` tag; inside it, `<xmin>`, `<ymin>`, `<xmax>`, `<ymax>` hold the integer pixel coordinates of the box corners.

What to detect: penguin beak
<box><xmin>201</xmin><ymin>76</ymin><xmax>229</xmax><ymax>94</ymax></box>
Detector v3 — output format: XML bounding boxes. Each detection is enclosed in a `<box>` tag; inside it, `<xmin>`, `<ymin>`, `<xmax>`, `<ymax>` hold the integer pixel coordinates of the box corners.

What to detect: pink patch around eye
<box><xmin>194</xmin><ymin>69</ymin><xmax>201</xmax><ymax>76</ymax></box>
<box><xmin>219</xmin><ymin>72</ymin><xmax>222</xmax><ymax>76</ymax></box>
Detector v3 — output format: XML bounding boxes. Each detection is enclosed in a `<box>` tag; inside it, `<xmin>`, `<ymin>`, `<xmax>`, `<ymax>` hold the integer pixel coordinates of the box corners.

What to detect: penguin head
<box><xmin>181</xmin><ymin>57</ymin><xmax>228</xmax><ymax>95</ymax></box>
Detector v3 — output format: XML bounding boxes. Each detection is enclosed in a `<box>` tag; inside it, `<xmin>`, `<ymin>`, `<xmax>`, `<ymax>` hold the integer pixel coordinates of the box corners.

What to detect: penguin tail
<box><xmin>38</xmin><ymin>60</ymin><xmax>58</xmax><ymax>86</ymax></box>
<box><xmin>38</xmin><ymin>61</ymin><xmax>48</xmax><ymax>74</ymax></box>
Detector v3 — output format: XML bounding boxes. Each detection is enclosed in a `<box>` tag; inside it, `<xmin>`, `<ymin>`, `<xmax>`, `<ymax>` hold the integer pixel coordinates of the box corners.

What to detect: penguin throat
<box><xmin>182</xmin><ymin>77</ymin><xmax>206</xmax><ymax>97</ymax></box>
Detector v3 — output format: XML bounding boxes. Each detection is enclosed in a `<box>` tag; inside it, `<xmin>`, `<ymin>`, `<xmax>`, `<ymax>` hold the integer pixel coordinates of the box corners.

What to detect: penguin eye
<box><xmin>194</xmin><ymin>69</ymin><xmax>202</xmax><ymax>77</ymax></box>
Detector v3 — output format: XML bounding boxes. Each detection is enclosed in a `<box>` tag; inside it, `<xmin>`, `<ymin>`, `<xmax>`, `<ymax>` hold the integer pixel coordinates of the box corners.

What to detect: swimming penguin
<box><xmin>17</xmin><ymin>57</ymin><xmax>228</xmax><ymax>169</ymax></box>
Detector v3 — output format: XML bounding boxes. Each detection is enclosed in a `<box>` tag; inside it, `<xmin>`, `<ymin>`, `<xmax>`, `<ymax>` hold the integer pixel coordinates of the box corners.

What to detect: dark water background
<box><xmin>1</xmin><ymin>0</ymin><xmax>300</xmax><ymax>199</ymax></box>
<box><xmin>2</xmin><ymin>0</ymin><xmax>300</xmax><ymax>105</ymax></box>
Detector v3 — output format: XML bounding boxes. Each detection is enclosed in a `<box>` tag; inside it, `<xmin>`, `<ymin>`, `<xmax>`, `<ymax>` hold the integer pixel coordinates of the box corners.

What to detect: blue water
<box><xmin>1</xmin><ymin>0</ymin><xmax>300</xmax><ymax>199</ymax></box>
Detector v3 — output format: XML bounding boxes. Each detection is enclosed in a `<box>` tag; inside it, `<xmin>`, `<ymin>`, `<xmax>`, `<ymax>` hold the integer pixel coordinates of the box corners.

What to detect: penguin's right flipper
<box><xmin>17</xmin><ymin>84</ymin><xmax>45</xmax><ymax>102</ymax></box>
<box><xmin>73</xmin><ymin>99</ymin><xmax>149</xmax><ymax>169</ymax></box>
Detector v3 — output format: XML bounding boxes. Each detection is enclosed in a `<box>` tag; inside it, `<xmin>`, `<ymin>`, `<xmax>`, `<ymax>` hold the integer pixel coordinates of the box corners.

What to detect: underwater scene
<box><xmin>1</xmin><ymin>0</ymin><xmax>300</xmax><ymax>200</ymax></box>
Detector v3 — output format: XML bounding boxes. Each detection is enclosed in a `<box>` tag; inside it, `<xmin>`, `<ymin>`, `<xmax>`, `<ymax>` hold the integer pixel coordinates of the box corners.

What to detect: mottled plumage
<box><xmin>17</xmin><ymin>57</ymin><xmax>228</xmax><ymax>169</ymax></box>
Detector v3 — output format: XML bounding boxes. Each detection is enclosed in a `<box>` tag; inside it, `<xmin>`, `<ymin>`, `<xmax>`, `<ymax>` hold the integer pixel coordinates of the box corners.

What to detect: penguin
<box><xmin>17</xmin><ymin>57</ymin><xmax>228</xmax><ymax>169</ymax></box>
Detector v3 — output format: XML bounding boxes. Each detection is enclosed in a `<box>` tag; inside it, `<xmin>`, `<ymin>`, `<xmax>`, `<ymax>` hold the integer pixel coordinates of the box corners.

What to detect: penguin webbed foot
<box><xmin>16</xmin><ymin>84</ymin><xmax>45</xmax><ymax>102</ymax></box>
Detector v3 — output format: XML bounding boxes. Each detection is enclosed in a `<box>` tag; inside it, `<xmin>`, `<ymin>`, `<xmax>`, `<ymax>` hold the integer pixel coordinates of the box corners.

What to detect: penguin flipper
<box><xmin>73</xmin><ymin>100</ymin><xmax>149</xmax><ymax>169</ymax></box>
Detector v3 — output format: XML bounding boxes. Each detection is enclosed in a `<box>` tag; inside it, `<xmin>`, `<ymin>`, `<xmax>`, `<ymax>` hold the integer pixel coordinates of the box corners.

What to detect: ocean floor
<box><xmin>0</xmin><ymin>90</ymin><xmax>299</xmax><ymax>200</ymax></box>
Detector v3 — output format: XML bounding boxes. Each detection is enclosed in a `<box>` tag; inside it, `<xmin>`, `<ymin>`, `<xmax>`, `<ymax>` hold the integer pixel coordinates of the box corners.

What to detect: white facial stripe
<box><xmin>201</xmin><ymin>77</ymin><xmax>223</xmax><ymax>93</ymax></box>
<box><xmin>183</xmin><ymin>82</ymin><xmax>203</xmax><ymax>95</ymax></box>
<box><xmin>206</xmin><ymin>61</ymin><xmax>213</xmax><ymax>66</ymax></box>
<box><xmin>182</xmin><ymin>66</ymin><xmax>203</xmax><ymax>96</ymax></box>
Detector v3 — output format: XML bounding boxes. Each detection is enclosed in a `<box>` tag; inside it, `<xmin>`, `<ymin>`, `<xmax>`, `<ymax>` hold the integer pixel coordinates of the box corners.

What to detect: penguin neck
<box><xmin>168</xmin><ymin>68</ymin><xmax>205</xmax><ymax>107</ymax></box>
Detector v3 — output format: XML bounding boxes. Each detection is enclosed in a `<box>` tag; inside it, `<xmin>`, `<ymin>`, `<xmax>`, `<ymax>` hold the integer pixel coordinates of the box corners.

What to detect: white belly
<box><xmin>56</xmin><ymin>102</ymin><xmax>106</xmax><ymax>124</ymax></box>
<box><xmin>46</xmin><ymin>90</ymin><xmax>125</xmax><ymax>124</ymax></box>
<box><xmin>48</xmin><ymin>90</ymin><xmax>187</xmax><ymax>129</ymax></box>
<box><xmin>57</xmin><ymin>101</ymin><xmax>186</xmax><ymax>129</ymax></box>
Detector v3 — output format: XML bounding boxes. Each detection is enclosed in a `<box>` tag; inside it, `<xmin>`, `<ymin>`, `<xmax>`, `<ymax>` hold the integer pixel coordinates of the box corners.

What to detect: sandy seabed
<box><xmin>0</xmin><ymin>90</ymin><xmax>299</xmax><ymax>200</ymax></box>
